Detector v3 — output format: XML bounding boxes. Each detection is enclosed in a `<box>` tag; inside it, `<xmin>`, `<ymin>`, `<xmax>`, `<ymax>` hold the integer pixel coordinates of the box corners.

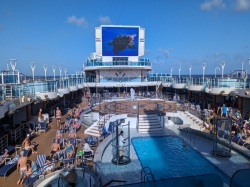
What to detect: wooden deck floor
<box><xmin>0</xmin><ymin>101</ymin><xmax>91</xmax><ymax>187</ymax></box>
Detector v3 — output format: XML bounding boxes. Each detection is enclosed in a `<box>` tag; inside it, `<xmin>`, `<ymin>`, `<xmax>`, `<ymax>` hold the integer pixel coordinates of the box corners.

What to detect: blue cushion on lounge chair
<box><xmin>0</xmin><ymin>155</ymin><xmax>20</xmax><ymax>179</ymax></box>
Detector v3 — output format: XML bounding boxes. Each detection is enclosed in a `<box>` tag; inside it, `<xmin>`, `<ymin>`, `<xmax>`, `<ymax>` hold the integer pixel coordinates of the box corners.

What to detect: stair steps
<box><xmin>138</xmin><ymin>114</ymin><xmax>163</xmax><ymax>133</ymax></box>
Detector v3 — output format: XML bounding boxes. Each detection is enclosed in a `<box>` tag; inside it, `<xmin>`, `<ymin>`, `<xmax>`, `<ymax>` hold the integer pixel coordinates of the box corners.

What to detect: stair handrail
<box><xmin>141</xmin><ymin>166</ymin><xmax>155</xmax><ymax>182</ymax></box>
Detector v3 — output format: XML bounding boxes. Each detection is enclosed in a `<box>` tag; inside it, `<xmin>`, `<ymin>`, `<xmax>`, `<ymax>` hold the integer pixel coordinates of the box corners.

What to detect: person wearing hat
<box><xmin>22</xmin><ymin>134</ymin><xmax>37</xmax><ymax>154</ymax></box>
<box><xmin>59</xmin><ymin>164</ymin><xmax>77</xmax><ymax>187</ymax></box>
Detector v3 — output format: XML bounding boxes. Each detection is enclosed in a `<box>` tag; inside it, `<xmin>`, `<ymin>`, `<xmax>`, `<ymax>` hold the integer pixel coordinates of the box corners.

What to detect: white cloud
<box><xmin>0</xmin><ymin>25</ymin><xmax>3</xmax><ymax>30</ymax></box>
<box><xmin>66</xmin><ymin>15</ymin><xmax>88</xmax><ymax>27</ymax></box>
<box><xmin>157</xmin><ymin>48</ymin><xmax>172</xmax><ymax>58</ymax></box>
<box><xmin>145</xmin><ymin>49</ymin><xmax>150</xmax><ymax>54</ymax></box>
<box><xmin>234</xmin><ymin>0</ymin><xmax>250</xmax><ymax>12</ymax></box>
<box><xmin>99</xmin><ymin>15</ymin><xmax>112</xmax><ymax>25</ymax></box>
<box><xmin>200</xmin><ymin>0</ymin><xmax>226</xmax><ymax>10</ymax></box>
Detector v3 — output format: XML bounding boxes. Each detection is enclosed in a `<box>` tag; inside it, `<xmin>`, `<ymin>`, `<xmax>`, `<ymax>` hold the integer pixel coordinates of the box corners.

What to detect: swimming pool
<box><xmin>132</xmin><ymin>136</ymin><xmax>230</xmax><ymax>184</ymax></box>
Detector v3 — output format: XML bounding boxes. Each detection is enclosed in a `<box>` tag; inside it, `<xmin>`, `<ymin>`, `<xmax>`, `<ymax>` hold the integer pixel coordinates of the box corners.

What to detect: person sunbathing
<box><xmin>50</xmin><ymin>139</ymin><xmax>60</xmax><ymax>158</ymax></box>
<box><xmin>68</xmin><ymin>130</ymin><xmax>76</xmax><ymax>138</ymax></box>
<box><xmin>0</xmin><ymin>149</ymin><xmax>9</xmax><ymax>163</ymax></box>
<box><xmin>73</xmin><ymin>119</ymin><xmax>80</xmax><ymax>130</ymax></box>
<box><xmin>29</xmin><ymin>128</ymin><xmax>38</xmax><ymax>136</ymax></box>
<box><xmin>65</xmin><ymin>140</ymin><xmax>74</xmax><ymax>158</ymax></box>
<box><xmin>22</xmin><ymin>134</ymin><xmax>37</xmax><ymax>154</ymax></box>
<box><xmin>55</xmin><ymin>130</ymin><xmax>63</xmax><ymax>142</ymax></box>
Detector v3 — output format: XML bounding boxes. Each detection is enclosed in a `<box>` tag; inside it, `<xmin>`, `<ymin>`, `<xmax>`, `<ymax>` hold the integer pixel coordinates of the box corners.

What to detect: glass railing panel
<box><xmin>231</xmin><ymin>169</ymin><xmax>250</xmax><ymax>187</ymax></box>
<box><xmin>118</xmin><ymin>173</ymin><xmax>224</xmax><ymax>187</ymax></box>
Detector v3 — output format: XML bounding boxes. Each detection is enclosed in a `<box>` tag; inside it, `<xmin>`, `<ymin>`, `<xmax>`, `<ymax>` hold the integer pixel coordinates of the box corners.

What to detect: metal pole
<box><xmin>52</xmin><ymin>66</ymin><xmax>56</xmax><ymax>80</ymax></box>
<box><xmin>189</xmin><ymin>65</ymin><xmax>192</xmax><ymax>79</ymax></box>
<box><xmin>221</xmin><ymin>61</ymin><xmax>225</xmax><ymax>78</ymax></box>
<box><xmin>178</xmin><ymin>66</ymin><xmax>181</xmax><ymax>80</ymax></box>
<box><xmin>202</xmin><ymin>63</ymin><xmax>206</xmax><ymax>84</ymax></box>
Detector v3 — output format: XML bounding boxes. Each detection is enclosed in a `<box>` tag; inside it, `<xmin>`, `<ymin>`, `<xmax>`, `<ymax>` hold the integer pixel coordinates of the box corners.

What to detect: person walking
<box><xmin>130</xmin><ymin>87</ymin><xmax>135</xmax><ymax>101</ymax></box>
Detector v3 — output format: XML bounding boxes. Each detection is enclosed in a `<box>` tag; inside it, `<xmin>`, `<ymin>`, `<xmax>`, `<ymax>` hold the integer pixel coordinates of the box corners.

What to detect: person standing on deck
<box><xmin>56</xmin><ymin>107</ymin><xmax>62</xmax><ymax>128</ymax></box>
<box><xmin>222</xmin><ymin>104</ymin><xmax>227</xmax><ymax>117</ymax></box>
<box><xmin>17</xmin><ymin>151</ymin><xmax>27</xmax><ymax>185</ymax></box>
<box><xmin>118</xmin><ymin>131</ymin><xmax>128</xmax><ymax>163</ymax></box>
<box><xmin>130</xmin><ymin>87</ymin><xmax>135</xmax><ymax>100</ymax></box>
<box><xmin>38</xmin><ymin>108</ymin><xmax>42</xmax><ymax>122</ymax></box>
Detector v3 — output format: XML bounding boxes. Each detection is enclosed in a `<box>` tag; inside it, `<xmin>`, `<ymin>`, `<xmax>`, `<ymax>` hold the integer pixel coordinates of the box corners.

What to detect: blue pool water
<box><xmin>132</xmin><ymin>136</ymin><xmax>230</xmax><ymax>184</ymax></box>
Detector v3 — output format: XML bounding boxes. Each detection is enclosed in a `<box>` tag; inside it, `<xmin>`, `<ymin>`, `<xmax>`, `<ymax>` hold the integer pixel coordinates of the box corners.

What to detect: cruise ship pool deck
<box><xmin>96</xmin><ymin>121</ymin><xmax>250</xmax><ymax>186</ymax></box>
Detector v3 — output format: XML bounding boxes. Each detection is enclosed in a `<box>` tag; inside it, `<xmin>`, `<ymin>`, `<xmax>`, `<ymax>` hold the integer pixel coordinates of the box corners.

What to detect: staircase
<box><xmin>138</xmin><ymin>113</ymin><xmax>163</xmax><ymax>133</ymax></box>
<box><xmin>84</xmin><ymin>114</ymin><xmax>112</xmax><ymax>137</ymax></box>
<box><xmin>5</xmin><ymin>85</ymin><xmax>12</xmax><ymax>100</ymax></box>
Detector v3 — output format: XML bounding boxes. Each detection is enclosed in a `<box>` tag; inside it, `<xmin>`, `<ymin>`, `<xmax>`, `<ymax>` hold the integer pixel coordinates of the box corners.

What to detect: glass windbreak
<box><xmin>118</xmin><ymin>173</ymin><xmax>224</xmax><ymax>187</ymax></box>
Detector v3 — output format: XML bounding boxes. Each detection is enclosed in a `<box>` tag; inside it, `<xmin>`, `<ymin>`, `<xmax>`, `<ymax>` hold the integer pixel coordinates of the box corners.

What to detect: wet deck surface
<box><xmin>0</xmin><ymin>101</ymin><xmax>91</xmax><ymax>187</ymax></box>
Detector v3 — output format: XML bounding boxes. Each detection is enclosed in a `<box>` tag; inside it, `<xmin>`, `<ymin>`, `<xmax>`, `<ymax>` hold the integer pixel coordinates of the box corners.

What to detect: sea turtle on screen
<box><xmin>108</xmin><ymin>34</ymin><xmax>136</xmax><ymax>55</ymax></box>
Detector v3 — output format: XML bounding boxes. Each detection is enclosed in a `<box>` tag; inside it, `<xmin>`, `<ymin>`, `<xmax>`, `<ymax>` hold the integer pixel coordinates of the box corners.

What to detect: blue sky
<box><xmin>0</xmin><ymin>0</ymin><xmax>250</xmax><ymax>76</ymax></box>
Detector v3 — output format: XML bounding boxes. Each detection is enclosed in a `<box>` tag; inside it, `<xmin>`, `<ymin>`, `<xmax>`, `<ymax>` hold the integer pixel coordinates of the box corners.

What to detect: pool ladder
<box><xmin>141</xmin><ymin>167</ymin><xmax>155</xmax><ymax>183</ymax></box>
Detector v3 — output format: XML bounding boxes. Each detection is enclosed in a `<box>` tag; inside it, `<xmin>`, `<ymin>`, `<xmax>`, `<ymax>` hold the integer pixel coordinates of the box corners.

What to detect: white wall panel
<box><xmin>139</xmin><ymin>28</ymin><xmax>145</xmax><ymax>56</ymax></box>
<box><xmin>95</xmin><ymin>27</ymin><xmax>102</xmax><ymax>56</ymax></box>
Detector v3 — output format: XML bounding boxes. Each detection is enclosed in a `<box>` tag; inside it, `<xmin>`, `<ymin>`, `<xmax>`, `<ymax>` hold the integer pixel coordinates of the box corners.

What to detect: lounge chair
<box><xmin>63</xmin><ymin>151</ymin><xmax>75</xmax><ymax>164</ymax></box>
<box><xmin>83</xmin><ymin>151</ymin><xmax>93</xmax><ymax>161</ymax></box>
<box><xmin>29</xmin><ymin>121</ymin><xmax>36</xmax><ymax>131</ymax></box>
<box><xmin>23</xmin><ymin>154</ymin><xmax>46</xmax><ymax>186</ymax></box>
<box><xmin>0</xmin><ymin>155</ymin><xmax>20</xmax><ymax>179</ymax></box>
<box><xmin>84</xmin><ymin>136</ymin><xmax>98</xmax><ymax>146</ymax></box>
<box><xmin>68</xmin><ymin>138</ymin><xmax>76</xmax><ymax>147</ymax></box>
<box><xmin>37</xmin><ymin>122</ymin><xmax>49</xmax><ymax>134</ymax></box>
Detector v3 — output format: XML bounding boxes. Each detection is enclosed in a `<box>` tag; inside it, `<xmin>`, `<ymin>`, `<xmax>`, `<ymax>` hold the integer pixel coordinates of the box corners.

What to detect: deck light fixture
<box><xmin>43</xmin><ymin>64</ymin><xmax>48</xmax><ymax>81</ymax></box>
<box><xmin>202</xmin><ymin>63</ymin><xmax>206</xmax><ymax>83</ymax></box>
<box><xmin>30</xmin><ymin>62</ymin><xmax>36</xmax><ymax>81</ymax></box>
<box><xmin>215</xmin><ymin>67</ymin><xmax>220</xmax><ymax>78</ymax></box>
<box><xmin>59</xmin><ymin>67</ymin><xmax>62</xmax><ymax>80</ymax></box>
<box><xmin>178</xmin><ymin>66</ymin><xmax>181</xmax><ymax>79</ymax></box>
<box><xmin>221</xmin><ymin>61</ymin><xmax>225</xmax><ymax>78</ymax></box>
<box><xmin>189</xmin><ymin>65</ymin><xmax>192</xmax><ymax>79</ymax></box>
<box><xmin>52</xmin><ymin>66</ymin><xmax>56</xmax><ymax>80</ymax></box>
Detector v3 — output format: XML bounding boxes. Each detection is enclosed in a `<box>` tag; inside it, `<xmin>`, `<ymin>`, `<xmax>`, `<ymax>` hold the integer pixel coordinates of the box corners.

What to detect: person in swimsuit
<box><xmin>65</xmin><ymin>140</ymin><xmax>74</xmax><ymax>158</ymax></box>
<box><xmin>55</xmin><ymin>130</ymin><xmax>63</xmax><ymax>142</ymax></box>
<box><xmin>17</xmin><ymin>151</ymin><xmax>27</xmax><ymax>184</ymax></box>
<box><xmin>68</xmin><ymin>129</ymin><xmax>76</xmax><ymax>138</ymax></box>
<box><xmin>38</xmin><ymin>108</ymin><xmax>42</xmax><ymax>122</ymax></box>
<box><xmin>56</xmin><ymin>107</ymin><xmax>62</xmax><ymax>128</ymax></box>
<box><xmin>0</xmin><ymin>149</ymin><xmax>9</xmax><ymax>163</ymax></box>
<box><xmin>22</xmin><ymin>134</ymin><xmax>37</xmax><ymax>154</ymax></box>
<box><xmin>50</xmin><ymin>139</ymin><xmax>60</xmax><ymax>159</ymax></box>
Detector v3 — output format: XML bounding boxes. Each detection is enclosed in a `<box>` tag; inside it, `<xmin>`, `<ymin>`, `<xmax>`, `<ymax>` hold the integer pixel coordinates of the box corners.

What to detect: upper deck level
<box><xmin>84</xmin><ymin>57</ymin><xmax>152</xmax><ymax>71</ymax></box>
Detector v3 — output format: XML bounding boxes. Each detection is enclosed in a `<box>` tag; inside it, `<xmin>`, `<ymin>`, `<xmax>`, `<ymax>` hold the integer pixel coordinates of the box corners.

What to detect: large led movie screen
<box><xmin>102</xmin><ymin>26</ymin><xmax>139</xmax><ymax>56</ymax></box>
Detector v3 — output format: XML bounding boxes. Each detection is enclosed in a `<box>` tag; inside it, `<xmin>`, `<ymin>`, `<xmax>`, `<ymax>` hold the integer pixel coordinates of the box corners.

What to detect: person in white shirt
<box><xmin>118</xmin><ymin>131</ymin><xmax>128</xmax><ymax>162</ymax></box>
<box><xmin>130</xmin><ymin>87</ymin><xmax>135</xmax><ymax>101</ymax></box>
